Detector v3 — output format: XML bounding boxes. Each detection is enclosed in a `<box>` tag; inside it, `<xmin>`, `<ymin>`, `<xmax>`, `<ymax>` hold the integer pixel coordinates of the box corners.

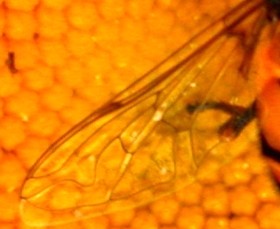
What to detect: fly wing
<box><xmin>20</xmin><ymin>0</ymin><xmax>265</xmax><ymax>226</ymax></box>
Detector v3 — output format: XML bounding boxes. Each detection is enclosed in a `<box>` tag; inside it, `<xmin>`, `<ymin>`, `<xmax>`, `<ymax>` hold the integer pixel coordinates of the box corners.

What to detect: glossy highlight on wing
<box><xmin>20</xmin><ymin>0</ymin><xmax>265</xmax><ymax>226</ymax></box>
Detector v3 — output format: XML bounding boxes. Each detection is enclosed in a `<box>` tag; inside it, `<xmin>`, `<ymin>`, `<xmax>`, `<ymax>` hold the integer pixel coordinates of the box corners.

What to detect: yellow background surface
<box><xmin>0</xmin><ymin>0</ymin><xmax>279</xmax><ymax>228</ymax></box>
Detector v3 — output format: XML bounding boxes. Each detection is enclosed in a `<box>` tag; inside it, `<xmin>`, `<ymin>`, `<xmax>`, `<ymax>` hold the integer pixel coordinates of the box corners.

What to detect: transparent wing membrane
<box><xmin>20</xmin><ymin>0</ymin><xmax>266</xmax><ymax>226</ymax></box>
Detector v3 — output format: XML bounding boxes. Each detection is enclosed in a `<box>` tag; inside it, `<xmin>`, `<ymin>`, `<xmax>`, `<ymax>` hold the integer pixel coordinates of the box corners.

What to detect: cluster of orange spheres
<box><xmin>0</xmin><ymin>0</ymin><xmax>280</xmax><ymax>229</ymax></box>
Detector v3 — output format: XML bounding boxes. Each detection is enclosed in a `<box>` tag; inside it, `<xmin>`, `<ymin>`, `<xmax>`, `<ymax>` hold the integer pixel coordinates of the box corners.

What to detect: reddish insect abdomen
<box><xmin>255</xmin><ymin>30</ymin><xmax>280</xmax><ymax>185</ymax></box>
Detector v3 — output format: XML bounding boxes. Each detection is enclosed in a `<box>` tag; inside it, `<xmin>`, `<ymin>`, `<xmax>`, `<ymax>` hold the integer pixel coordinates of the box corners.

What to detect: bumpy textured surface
<box><xmin>0</xmin><ymin>0</ymin><xmax>279</xmax><ymax>228</ymax></box>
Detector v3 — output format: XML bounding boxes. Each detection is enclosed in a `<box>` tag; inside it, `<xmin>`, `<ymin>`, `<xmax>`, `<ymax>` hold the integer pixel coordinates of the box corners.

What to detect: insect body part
<box><xmin>255</xmin><ymin>77</ymin><xmax>280</xmax><ymax>186</ymax></box>
<box><xmin>187</xmin><ymin>0</ymin><xmax>280</xmax><ymax>187</ymax></box>
<box><xmin>252</xmin><ymin>16</ymin><xmax>280</xmax><ymax>185</ymax></box>
<box><xmin>257</xmin><ymin>78</ymin><xmax>280</xmax><ymax>151</ymax></box>
<box><xmin>20</xmin><ymin>0</ymin><xmax>272</xmax><ymax>226</ymax></box>
<box><xmin>254</xmin><ymin>29</ymin><xmax>280</xmax><ymax>152</ymax></box>
<box><xmin>187</xmin><ymin>102</ymin><xmax>256</xmax><ymax>141</ymax></box>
